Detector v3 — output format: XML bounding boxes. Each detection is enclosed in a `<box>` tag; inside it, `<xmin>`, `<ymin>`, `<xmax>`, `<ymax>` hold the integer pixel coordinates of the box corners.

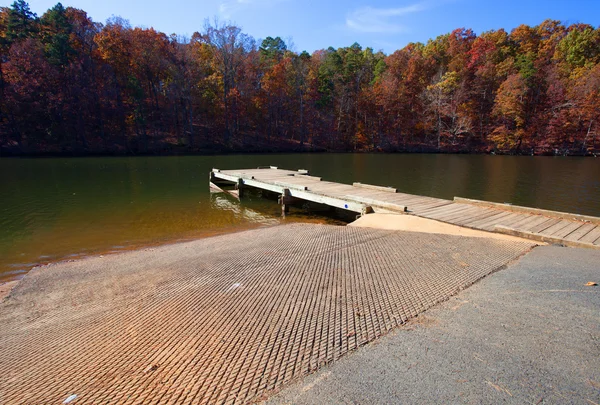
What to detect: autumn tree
<box><xmin>0</xmin><ymin>3</ymin><xmax>599</xmax><ymax>156</ymax></box>
<box><xmin>194</xmin><ymin>21</ymin><xmax>254</xmax><ymax>144</ymax></box>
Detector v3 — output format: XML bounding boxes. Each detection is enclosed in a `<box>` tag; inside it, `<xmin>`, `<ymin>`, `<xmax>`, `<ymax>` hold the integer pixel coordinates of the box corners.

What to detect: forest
<box><xmin>0</xmin><ymin>1</ymin><xmax>599</xmax><ymax>156</ymax></box>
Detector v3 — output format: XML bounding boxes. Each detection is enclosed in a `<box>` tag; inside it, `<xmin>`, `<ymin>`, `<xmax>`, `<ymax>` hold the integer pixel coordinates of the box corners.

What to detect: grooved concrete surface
<box><xmin>0</xmin><ymin>224</ymin><xmax>534</xmax><ymax>404</ymax></box>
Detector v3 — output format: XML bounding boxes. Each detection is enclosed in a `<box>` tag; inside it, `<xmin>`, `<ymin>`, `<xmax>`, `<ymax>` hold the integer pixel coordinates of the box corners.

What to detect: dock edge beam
<box><xmin>494</xmin><ymin>225</ymin><xmax>600</xmax><ymax>250</ymax></box>
<box><xmin>456</xmin><ymin>197</ymin><xmax>600</xmax><ymax>225</ymax></box>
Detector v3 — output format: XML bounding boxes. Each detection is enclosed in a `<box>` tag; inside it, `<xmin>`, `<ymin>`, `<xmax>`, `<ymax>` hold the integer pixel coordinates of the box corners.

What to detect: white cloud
<box><xmin>219</xmin><ymin>0</ymin><xmax>287</xmax><ymax>19</ymax></box>
<box><xmin>218</xmin><ymin>0</ymin><xmax>243</xmax><ymax>18</ymax></box>
<box><xmin>346</xmin><ymin>3</ymin><xmax>426</xmax><ymax>33</ymax></box>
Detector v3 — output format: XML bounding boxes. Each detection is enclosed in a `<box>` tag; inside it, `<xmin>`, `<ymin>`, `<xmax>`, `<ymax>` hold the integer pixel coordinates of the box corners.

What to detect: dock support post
<box><xmin>279</xmin><ymin>188</ymin><xmax>292</xmax><ymax>216</ymax></box>
<box><xmin>209</xmin><ymin>171</ymin><xmax>226</xmax><ymax>193</ymax></box>
<box><xmin>235</xmin><ymin>178</ymin><xmax>244</xmax><ymax>198</ymax></box>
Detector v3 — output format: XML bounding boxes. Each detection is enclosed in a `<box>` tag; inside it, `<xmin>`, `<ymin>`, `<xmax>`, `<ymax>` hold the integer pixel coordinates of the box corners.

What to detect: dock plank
<box><xmin>417</xmin><ymin>203</ymin><xmax>465</xmax><ymax>216</ymax></box>
<box><xmin>426</xmin><ymin>204</ymin><xmax>471</xmax><ymax>219</ymax></box>
<box><xmin>511</xmin><ymin>216</ymin><xmax>552</xmax><ymax>233</ymax></box>
<box><xmin>359</xmin><ymin>194</ymin><xmax>425</xmax><ymax>207</ymax></box>
<box><xmin>463</xmin><ymin>211</ymin><xmax>514</xmax><ymax>228</ymax></box>
<box><xmin>408</xmin><ymin>201</ymin><xmax>455</xmax><ymax>213</ymax></box>
<box><xmin>396</xmin><ymin>195</ymin><xmax>445</xmax><ymax>206</ymax></box>
<box><xmin>551</xmin><ymin>222</ymin><xmax>587</xmax><ymax>239</ymax></box>
<box><xmin>539</xmin><ymin>220</ymin><xmax>574</xmax><ymax>236</ymax></box>
<box><xmin>438</xmin><ymin>206</ymin><xmax>487</xmax><ymax>223</ymax></box>
<box><xmin>504</xmin><ymin>215</ymin><xmax>545</xmax><ymax>230</ymax></box>
<box><xmin>479</xmin><ymin>213</ymin><xmax>523</xmax><ymax>231</ymax></box>
<box><xmin>527</xmin><ymin>218</ymin><xmax>562</xmax><ymax>234</ymax></box>
<box><xmin>564</xmin><ymin>223</ymin><xmax>597</xmax><ymax>242</ymax></box>
<box><xmin>580</xmin><ymin>226</ymin><xmax>600</xmax><ymax>244</ymax></box>
<box><xmin>452</xmin><ymin>209</ymin><xmax>500</xmax><ymax>226</ymax></box>
<box><xmin>500</xmin><ymin>213</ymin><xmax>535</xmax><ymax>228</ymax></box>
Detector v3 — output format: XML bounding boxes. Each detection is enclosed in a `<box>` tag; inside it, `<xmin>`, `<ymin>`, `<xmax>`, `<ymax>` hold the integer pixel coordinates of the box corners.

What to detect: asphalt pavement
<box><xmin>266</xmin><ymin>245</ymin><xmax>600</xmax><ymax>405</ymax></box>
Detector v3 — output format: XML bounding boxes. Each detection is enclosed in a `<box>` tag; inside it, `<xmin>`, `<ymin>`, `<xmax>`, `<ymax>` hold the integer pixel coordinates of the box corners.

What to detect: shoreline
<box><xmin>0</xmin><ymin>222</ymin><xmax>280</xmax><ymax>296</ymax></box>
<box><xmin>0</xmin><ymin>213</ymin><xmax>537</xmax><ymax>301</ymax></box>
<box><xmin>2</xmin><ymin>151</ymin><xmax>598</xmax><ymax>159</ymax></box>
<box><xmin>0</xmin><ymin>280</ymin><xmax>19</xmax><ymax>301</ymax></box>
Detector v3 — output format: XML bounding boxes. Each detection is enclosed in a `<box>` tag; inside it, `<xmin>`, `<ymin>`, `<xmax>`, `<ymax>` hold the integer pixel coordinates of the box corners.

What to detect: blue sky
<box><xmin>22</xmin><ymin>0</ymin><xmax>600</xmax><ymax>54</ymax></box>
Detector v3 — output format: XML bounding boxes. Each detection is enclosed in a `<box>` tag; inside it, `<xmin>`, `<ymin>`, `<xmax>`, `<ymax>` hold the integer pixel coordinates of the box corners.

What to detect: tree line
<box><xmin>0</xmin><ymin>1</ymin><xmax>599</xmax><ymax>155</ymax></box>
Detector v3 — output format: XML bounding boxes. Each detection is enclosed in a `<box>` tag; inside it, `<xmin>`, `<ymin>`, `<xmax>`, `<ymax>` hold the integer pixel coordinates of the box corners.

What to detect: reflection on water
<box><xmin>210</xmin><ymin>193</ymin><xmax>281</xmax><ymax>225</ymax></box>
<box><xmin>0</xmin><ymin>154</ymin><xmax>599</xmax><ymax>282</ymax></box>
<box><xmin>209</xmin><ymin>193</ymin><xmax>280</xmax><ymax>225</ymax></box>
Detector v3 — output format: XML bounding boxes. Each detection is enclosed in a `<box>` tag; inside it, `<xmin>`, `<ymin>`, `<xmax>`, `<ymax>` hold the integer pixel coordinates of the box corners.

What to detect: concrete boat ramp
<box><xmin>0</xmin><ymin>167</ymin><xmax>598</xmax><ymax>404</ymax></box>
<box><xmin>1</xmin><ymin>225</ymin><xmax>536</xmax><ymax>404</ymax></box>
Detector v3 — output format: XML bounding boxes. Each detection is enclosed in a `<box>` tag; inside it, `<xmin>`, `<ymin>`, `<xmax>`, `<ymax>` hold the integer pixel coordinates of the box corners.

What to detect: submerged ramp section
<box><xmin>0</xmin><ymin>225</ymin><xmax>534</xmax><ymax>404</ymax></box>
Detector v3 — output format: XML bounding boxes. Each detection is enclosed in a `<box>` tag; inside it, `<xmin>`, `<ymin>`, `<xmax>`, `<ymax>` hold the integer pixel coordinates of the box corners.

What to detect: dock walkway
<box><xmin>212</xmin><ymin>167</ymin><xmax>600</xmax><ymax>249</ymax></box>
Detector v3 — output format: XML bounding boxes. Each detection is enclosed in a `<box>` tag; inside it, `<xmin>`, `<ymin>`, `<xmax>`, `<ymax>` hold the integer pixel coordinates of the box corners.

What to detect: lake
<box><xmin>1</xmin><ymin>154</ymin><xmax>599</xmax><ymax>282</ymax></box>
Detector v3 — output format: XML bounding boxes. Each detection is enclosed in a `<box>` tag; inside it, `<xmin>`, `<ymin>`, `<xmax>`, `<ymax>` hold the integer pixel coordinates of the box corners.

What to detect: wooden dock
<box><xmin>211</xmin><ymin>167</ymin><xmax>600</xmax><ymax>250</ymax></box>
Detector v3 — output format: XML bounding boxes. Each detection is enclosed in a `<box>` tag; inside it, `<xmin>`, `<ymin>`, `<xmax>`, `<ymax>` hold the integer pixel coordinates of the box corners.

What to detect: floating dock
<box><xmin>211</xmin><ymin>167</ymin><xmax>600</xmax><ymax>250</ymax></box>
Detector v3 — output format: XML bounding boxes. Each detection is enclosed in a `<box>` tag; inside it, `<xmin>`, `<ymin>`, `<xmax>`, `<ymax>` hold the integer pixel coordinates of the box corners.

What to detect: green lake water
<box><xmin>1</xmin><ymin>154</ymin><xmax>599</xmax><ymax>282</ymax></box>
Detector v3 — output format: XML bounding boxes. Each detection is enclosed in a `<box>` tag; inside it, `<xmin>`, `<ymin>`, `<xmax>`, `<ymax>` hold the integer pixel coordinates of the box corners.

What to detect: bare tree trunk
<box><xmin>223</xmin><ymin>88</ymin><xmax>230</xmax><ymax>144</ymax></box>
<box><xmin>437</xmin><ymin>108</ymin><xmax>442</xmax><ymax>150</ymax></box>
<box><xmin>582</xmin><ymin>119</ymin><xmax>594</xmax><ymax>154</ymax></box>
<box><xmin>187</xmin><ymin>100</ymin><xmax>194</xmax><ymax>147</ymax></box>
<box><xmin>299</xmin><ymin>90</ymin><xmax>304</xmax><ymax>146</ymax></box>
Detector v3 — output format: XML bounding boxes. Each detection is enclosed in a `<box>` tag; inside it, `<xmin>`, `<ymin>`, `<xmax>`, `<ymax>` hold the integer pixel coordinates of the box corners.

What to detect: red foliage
<box><xmin>0</xmin><ymin>6</ymin><xmax>598</xmax><ymax>156</ymax></box>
